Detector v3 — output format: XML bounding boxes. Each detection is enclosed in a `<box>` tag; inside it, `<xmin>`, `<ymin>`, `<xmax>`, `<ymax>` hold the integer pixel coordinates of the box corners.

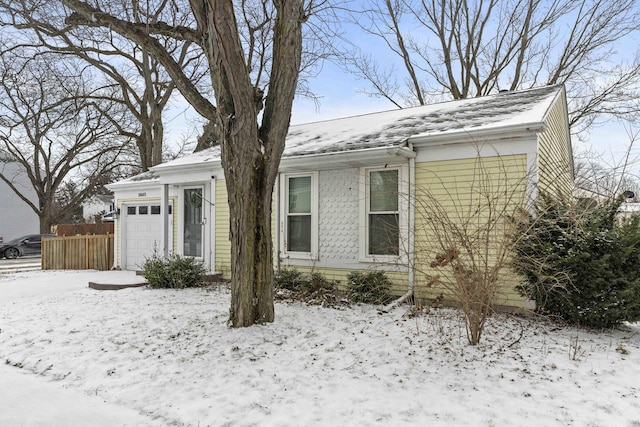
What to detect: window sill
<box><xmin>358</xmin><ymin>255</ymin><xmax>404</xmax><ymax>265</ymax></box>
<box><xmin>280</xmin><ymin>252</ymin><xmax>319</xmax><ymax>261</ymax></box>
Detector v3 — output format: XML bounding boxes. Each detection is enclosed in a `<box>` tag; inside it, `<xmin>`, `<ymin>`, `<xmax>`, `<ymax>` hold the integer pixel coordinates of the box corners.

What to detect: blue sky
<box><xmin>167</xmin><ymin>59</ymin><xmax>637</xmax><ymax>169</ymax></box>
<box><xmin>286</xmin><ymin>1</ymin><xmax>640</xmax><ymax>171</ymax></box>
<box><xmin>165</xmin><ymin>2</ymin><xmax>640</xmax><ymax>172</ymax></box>
<box><xmin>292</xmin><ymin>63</ymin><xmax>638</xmax><ymax>174</ymax></box>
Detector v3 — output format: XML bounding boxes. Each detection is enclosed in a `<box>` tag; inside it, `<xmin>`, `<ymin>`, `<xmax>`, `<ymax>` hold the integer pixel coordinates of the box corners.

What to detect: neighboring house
<box><xmin>82</xmin><ymin>194</ymin><xmax>114</xmax><ymax>223</ymax></box>
<box><xmin>618</xmin><ymin>201</ymin><xmax>640</xmax><ymax>221</ymax></box>
<box><xmin>108</xmin><ymin>85</ymin><xmax>573</xmax><ymax>310</ymax></box>
<box><xmin>0</xmin><ymin>161</ymin><xmax>39</xmax><ymax>242</ymax></box>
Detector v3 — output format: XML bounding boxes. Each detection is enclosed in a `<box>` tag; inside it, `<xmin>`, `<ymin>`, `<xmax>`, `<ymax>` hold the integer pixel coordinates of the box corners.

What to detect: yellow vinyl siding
<box><xmin>214</xmin><ymin>179</ymin><xmax>278</xmax><ymax>278</ymax></box>
<box><xmin>413</xmin><ymin>155</ymin><xmax>529</xmax><ymax>308</ymax></box>
<box><xmin>214</xmin><ymin>179</ymin><xmax>231</xmax><ymax>275</ymax></box>
<box><xmin>538</xmin><ymin>96</ymin><xmax>573</xmax><ymax>197</ymax></box>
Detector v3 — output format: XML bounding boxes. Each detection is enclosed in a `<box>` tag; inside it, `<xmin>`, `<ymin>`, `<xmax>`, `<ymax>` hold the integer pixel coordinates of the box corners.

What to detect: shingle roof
<box><xmin>125</xmin><ymin>85</ymin><xmax>563</xmax><ymax>177</ymax></box>
<box><xmin>284</xmin><ymin>84</ymin><xmax>562</xmax><ymax>156</ymax></box>
<box><xmin>108</xmin><ymin>169</ymin><xmax>159</xmax><ymax>187</ymax></box>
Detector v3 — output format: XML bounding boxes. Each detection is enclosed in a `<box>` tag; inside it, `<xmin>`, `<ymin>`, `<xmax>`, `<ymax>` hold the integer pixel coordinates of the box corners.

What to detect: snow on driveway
<box><xmin>1</xmin><ymin>362</ymin><xmax>153</xmax><ymax>426</ymax></box>
<box><xmin>1</xmin><ymin>270</ymin><xmax>639</xmax><ymax>426</ymax></box>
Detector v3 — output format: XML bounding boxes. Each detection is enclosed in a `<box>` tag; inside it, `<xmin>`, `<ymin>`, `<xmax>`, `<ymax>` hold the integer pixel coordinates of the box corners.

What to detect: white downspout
<box><xmin>383</xmin><ymin>142</ymin><xmax>416</xmax><ymax>311</ymax></box>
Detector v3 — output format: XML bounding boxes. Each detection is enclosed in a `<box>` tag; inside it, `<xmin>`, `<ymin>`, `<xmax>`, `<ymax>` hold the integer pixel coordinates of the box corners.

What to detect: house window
<box><xmin>360</xmin><ymin>166</ymin><xmax>407</xmax><ymax>261</ymax></box>
<box><xmin>138</xmin><ymin>206</ymin><xmax>148</xmax><ymax>215</ymax></box>
<box><xmin>151</xmin><ymin>205</ymin><xmax>161</xmax><ymax>215</ymax></box>
<box><xmin>281</xmin><ymin>172</ymin><xmax>318</xmax><ymax>257</ymax></box>
<box><xmin>127</xmin><ymin>206</ymin><xmax>136</xmax><ymax>215</ymax></box>
<box><xmin>368</xmin><ymin>169</ymin><xmax>399</xmax><ymax>256</ymax></box>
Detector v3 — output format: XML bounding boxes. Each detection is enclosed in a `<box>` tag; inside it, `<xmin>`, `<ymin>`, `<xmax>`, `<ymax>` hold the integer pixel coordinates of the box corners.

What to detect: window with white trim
<box><xmin>281</xmin><ymin>172</ymin><xmax>318</xmax><ymax>258</ymax></box>
<box><xmin>360</xmin><ymin>166</ymin><xmax>407</xmax><ymax>260</ymax></box>
<box><xmin>368</xmin><ymin>169</ymin><xmax>399</xmax><ymax>255</ymax></box>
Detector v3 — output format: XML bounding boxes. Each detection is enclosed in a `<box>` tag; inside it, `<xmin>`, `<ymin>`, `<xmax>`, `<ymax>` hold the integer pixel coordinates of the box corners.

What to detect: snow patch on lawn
<box><xmin>1</xmin><ymin>270</ymin><xmax>639</xmax><ymax>426</ymax></box>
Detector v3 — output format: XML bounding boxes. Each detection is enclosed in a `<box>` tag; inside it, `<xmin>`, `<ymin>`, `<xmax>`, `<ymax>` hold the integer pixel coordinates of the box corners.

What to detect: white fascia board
<box><xmin>157</xmin><ymin>169</ymin><xmax>221</xmax><ymax>186</ymax></box>
<box><xmin>106</xmin><ymin>178</ymin><xmax>159</xmax><ymax>192</ymax></box>
<box><xmin>409</xmin><ymin>122</ymin><xmax>546</xmax><ymax>147</ymax></box>
<box><xmin>129</xmin><ymin>145</ymin><xmax>415</xmax><ymax>185</ymax></box>
<box><xmin>149</xmin><ymin>159</ymin><xmax>224</xmax><ymax>185</ymax></box>
<box><xmin>278</xmin><ymin>145</ymin><xmax>413</xmax><ymax>173</ymax></box>
<box><xmin>151</xmin><ymin>160</ymin><xmax>222</xmax><ymax>174</ymax></box>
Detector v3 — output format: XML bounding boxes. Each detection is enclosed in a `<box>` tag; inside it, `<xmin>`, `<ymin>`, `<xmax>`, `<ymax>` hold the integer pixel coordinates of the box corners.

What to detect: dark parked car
<box><xmin>0</xmin><ymin>234</ymin><xmax>56</xmax><ymax>259</ymax></box>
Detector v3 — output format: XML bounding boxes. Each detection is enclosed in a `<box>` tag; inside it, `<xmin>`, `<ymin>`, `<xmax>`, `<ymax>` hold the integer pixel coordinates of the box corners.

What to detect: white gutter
<box><xmin>409</xmin><ymin>122</ymin><xmax>546</xmax><ymax>147</ymax></box>
<box><xmin>279</xmin><ymin>144</ymin><xmax>411</xmax><ymax>171</ymax></box>
<box><xmin>151</xmin><ymin>145</ymin><xmax>416</xmax><ymax>176</ymax></box>
<box><xmin>106</xmin><ymin>177</ymin><xmax>159</xmax><ymax>191</ymax></box>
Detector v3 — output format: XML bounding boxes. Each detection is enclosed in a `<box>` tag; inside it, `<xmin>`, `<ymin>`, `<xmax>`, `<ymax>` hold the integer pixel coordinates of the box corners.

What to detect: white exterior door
<box><xmin>123</xmin><ymin>202</ymin><xmax>173</xmax><ymax>270</ymax></box>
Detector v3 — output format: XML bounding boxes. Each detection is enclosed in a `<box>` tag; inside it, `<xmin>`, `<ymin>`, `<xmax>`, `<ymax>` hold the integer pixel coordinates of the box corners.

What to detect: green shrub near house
<box><xmin>346</xmin><ymin>270</ymin><xmax>394</xmax><ymax>305</ymax></box>
<box><xmin>274</xmin><ymin>268</ymin><xmax>336</xmax><ymax>294</ymax></box>
<box><xmin>513</xmin><ymin>194</ymin><xmax>640</xmax><ymax>328</ymax></box>
<box><xmin>142</xmin><ymin>253</ymin><xmax>207</xmax><ymax>289</ymax></box>
<box><xmin>274</xmin><ymin>268</ymin><xmax>394</xmax><ymax>306</ymax></box>
<box><xmin>273</xmin><ymin>267</ymin><xmax>307</xmax><ymax>292</ymax></box>
<box><xmin>274</xmin><ymin>268</ymin><xmax>343</xmax><ymax>306</ymax></box>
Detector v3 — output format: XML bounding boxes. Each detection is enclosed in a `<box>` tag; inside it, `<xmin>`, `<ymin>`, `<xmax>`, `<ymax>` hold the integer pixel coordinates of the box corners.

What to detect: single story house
<box><xmin>0</xmin><ymin>160</ymin><xmax>39</xmax><ymax>242</ymax></box>
<box><xmin>108</xmin><ymin>85</ymin><xmax>573</xmax><ymax>310</ymax></box>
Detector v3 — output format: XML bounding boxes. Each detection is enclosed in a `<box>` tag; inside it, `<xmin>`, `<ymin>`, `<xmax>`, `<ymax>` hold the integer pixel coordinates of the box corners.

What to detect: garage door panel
<box><xmin>124</xmin><ymin>203</ymin><xmax>171</xmax><ymax>270</ymax></box>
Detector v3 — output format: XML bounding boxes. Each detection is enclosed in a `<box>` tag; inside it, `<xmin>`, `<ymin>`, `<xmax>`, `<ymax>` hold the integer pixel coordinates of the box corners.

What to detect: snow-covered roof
<box><xmin>107</xmin><ymin>169</ymin><xmax>158</xmax><ymax>187</ymax></box>
<box><xmin>124</xmin><ymin>84</ymin><xmax>563</xmax><ymax>178</ymax></box>
<box><xmin>285</xmin><ymin>84</ymin><xmax>561</xmax><ymax>156</ymax></box>
<box><xmin>151</xmin><ymin>146</ymin><xmax>222</xmax><ymax>170</ymax></box>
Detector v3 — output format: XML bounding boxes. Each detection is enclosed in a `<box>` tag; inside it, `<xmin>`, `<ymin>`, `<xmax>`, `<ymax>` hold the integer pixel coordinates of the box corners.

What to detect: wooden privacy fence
<box><xmin>53</xmin><ymin>223</ymin><xmax>114</xmax><ymax>236</ymax></box>
<box><xmin>42</xmin><ymin>234</ymin><xmax>114</xmax><ymax>271</ymax></box>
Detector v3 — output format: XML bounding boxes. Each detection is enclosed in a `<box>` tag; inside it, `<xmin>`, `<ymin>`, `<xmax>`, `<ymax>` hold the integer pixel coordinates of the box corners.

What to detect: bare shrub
<box><xmin>410</xmin><ymin>152</ymin><xmax>532</xmax><ymax>345</ymax></box>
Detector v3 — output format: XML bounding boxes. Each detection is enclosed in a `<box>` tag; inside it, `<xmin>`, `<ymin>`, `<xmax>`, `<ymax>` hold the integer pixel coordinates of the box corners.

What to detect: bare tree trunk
<box><xmin>59</xmin><ymin>0</ymin><xmax>305</xmax><ymax>326</ymax></box>
<box><xmin>197</xmin><ymin>0</ymin><xmax>303</xmax><ymax>326</ymax></box>
<box><xmin>224</xmin><ymin>136</ymin><xmax>276</xmax><ymax>325</ymax></box>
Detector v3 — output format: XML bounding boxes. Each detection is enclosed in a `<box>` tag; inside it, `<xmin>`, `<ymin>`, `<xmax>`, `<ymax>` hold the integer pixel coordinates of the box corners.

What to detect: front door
<box><xmin>183</xmin><ymin>188</ymin><xmax>204</xmax><ymax>258</ymax></box>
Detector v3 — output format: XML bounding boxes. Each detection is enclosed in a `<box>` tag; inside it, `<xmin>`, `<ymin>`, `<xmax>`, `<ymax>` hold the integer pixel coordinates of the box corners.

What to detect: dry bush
<box><xmin>411</xmin><ymin>153</ymin><xmax>532</xmax><ymax>345</ymax></box>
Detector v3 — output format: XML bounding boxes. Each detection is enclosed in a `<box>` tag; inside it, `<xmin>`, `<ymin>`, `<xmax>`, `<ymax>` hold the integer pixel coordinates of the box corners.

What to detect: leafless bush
<box><xmin>410</xmin><ymin>153</ymin><xmax>533</xmax><ymax>345</ymax></box>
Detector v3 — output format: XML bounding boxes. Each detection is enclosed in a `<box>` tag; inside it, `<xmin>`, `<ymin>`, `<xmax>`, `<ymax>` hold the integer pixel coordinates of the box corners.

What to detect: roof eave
<box><xmin>279</xmin><ymin>144</ymin><xmax>413</xmax><ymax>172</ymax></box>
<box><xmin>106</xmin><ymin>178</ymin><xmax>159</xmax><ymax>191</ymax></box>
<box><xmin>151</xmin><ymin>159</ymin><xmax>221</xmax><ymax>174</ymax></box>
<box><xmin>409</xmin><ymin>122</ymin><xmax>547</xmax><ymax>146</ymax></box>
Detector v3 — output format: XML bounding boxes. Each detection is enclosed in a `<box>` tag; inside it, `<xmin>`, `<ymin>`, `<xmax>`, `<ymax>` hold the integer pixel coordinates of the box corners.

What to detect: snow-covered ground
<box><xmin>1</xmin><ymin>270</ymin><xmax>639</xmax><ymax>426</ymax></box>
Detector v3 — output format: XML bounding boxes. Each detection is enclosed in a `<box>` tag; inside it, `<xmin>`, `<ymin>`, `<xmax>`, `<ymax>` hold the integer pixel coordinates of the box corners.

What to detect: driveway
<box><xmin>0</xmin><ymin>256</ymin><xmax>41</xmax><ymax>274</ymax></box>
<box><xmin>0</xmin><ymin>363</ymin><xmax>155</xmax><ymax>427</ymax></box>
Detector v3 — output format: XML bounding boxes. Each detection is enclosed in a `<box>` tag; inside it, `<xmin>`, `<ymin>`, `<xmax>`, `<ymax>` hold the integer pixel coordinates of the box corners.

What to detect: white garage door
<box><xmin>123</xmin><ymin>203</ymin><xmax>172</xmax><ymax>271</ymax></box>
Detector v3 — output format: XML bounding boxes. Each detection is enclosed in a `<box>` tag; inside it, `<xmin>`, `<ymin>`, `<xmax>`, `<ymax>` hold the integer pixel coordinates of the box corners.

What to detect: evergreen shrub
<box><xmin>274</xmin><ymin>267</ymin><xmax>307</xmax><ymax>291</ymax></box>
<box><xmin>347</xmin><ymin>270</ymin><xmax>394</xmax><ymax>304</ymax></box>
<box><xmin>513</xmin><ymin>195</ymin><xmax>640</xmax><ymax>328</ymax></box>
<box><xmin>142</xmin><ymin>253</ymin><xmax>207</xmax><ymax>289</ymax></box>
<box><xmin>274</xmin><ymin>268</ymin><xmax>336</xmax><ymax>294</ymax></box>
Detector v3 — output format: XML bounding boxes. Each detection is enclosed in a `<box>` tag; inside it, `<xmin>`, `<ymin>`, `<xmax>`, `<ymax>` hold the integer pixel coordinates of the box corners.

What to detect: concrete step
<box><xmin>0</xmin><ymin>263</ymin><xmax>42</xmax><ymax>274</ymax></box>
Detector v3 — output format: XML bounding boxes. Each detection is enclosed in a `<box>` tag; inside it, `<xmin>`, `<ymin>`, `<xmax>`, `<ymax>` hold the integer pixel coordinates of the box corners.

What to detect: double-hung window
<box><xmin>281</xmin><ymin>172</ymin><xmax>318</xmax><ymax>258</ymax></box>
<box><xmin>361</xmin><ymin>166</ymin><xmax>407</xmax><ymax>260</ymax></box>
